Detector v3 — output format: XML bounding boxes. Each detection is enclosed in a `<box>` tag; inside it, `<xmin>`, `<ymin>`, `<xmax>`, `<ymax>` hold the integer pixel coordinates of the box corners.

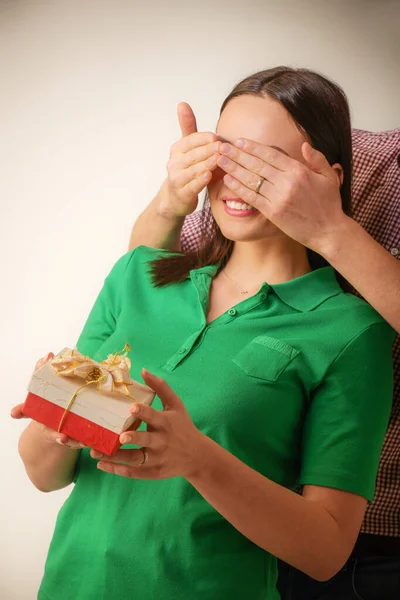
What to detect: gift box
<box><xmin>22</xmin><ymin>345</ymin><xmax>155</xmax><ymax>456</ymax></box>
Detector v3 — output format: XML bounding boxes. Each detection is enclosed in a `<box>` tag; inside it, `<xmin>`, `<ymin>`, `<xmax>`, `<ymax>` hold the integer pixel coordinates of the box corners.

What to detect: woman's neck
<box><xmin>224</xmin><ymin>237</ymin><xmax>311</xmax><ymax>289</ymax></box>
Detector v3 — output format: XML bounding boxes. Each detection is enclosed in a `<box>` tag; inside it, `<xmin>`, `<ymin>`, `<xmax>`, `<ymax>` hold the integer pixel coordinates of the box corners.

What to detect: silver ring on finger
<box><xmin>254</xmin><ymin>176</ymin><xmax>265</xmax><ymax>194</ymax></box>
<box><xmin>139</xmin><ymin>448</ymin><xmax>148</xmax><ymax>465</ymax></box>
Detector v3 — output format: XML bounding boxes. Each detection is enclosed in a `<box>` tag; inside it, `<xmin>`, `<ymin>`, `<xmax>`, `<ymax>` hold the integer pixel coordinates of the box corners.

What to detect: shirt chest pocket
<box><xmin>232</xmin><ymin>336</ymin><xmax>300</xmax><ymax>382</ymax></box>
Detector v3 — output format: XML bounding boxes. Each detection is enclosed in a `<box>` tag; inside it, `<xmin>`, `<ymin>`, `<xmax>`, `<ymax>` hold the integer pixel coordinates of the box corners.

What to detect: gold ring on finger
<box><xmin>254</xmin><ymin>177</ymin><xmax>265</xmax><ymax>194</ymax></box>
<box><xmin>139</xmin><ymin>448</ymin><xmax>148</xmax><ymax>465</ymax></box>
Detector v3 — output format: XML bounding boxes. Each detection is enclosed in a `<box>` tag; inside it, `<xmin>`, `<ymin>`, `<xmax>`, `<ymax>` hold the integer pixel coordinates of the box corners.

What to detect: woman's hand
<box><xmin>161</xmin><ymin>102</ymin><xmax>221</xmax><ymax>218</ymax></box>
<box><xmin>216</xmin><ymin>139</ymin><xmax>348</xmax><ymax>255</ymax></box>
<box><xmin>11</xmin><ymin>352</ymin><xmax>84</xmax><ymax>449</ymax></box>
<box><xmin>90</xmin><ymin>369</ymin><xmax>205</xmax><ymax>479</ymax></box>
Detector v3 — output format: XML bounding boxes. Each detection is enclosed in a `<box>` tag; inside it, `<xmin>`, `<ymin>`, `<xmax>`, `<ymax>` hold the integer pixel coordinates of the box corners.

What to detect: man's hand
<box><xmin>216</xmin><ymin>138</ymin><xmax>347</xmax><ymax>255</ymax></box>
<box><xmin>160</xmin><ymin>102</ymin><xmax>221</xmax><ymax>218</ymax></box>
<box><xmin>128</xmin><ymin>102</ymin><xmax>221</xmax><ymax>251</ymax></box>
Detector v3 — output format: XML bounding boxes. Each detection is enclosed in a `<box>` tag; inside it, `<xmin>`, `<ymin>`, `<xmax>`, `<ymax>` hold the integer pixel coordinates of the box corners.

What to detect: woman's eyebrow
<box><xmin>216</xmin><ymin>136</ymin><xmax>290</xmax><ymax>157</ymax></box>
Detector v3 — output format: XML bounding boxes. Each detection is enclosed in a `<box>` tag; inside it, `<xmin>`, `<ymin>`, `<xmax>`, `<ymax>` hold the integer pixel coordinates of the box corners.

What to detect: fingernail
<box><xmin>220</xmin><ymin>143</ymin><xmax>231</xmax><ymax>154</ymax></box>
<box><xmin>130</xmin><ymin>404</ymin><xmax>139</xmax><ymax>414</ymax></box>
<box><xmin>91</xmin><ymin>450</ymin><xmax>103</xmax><ymax>458</ymax></box>
<box><xmin>121</xmin><ymin>434</ymin><xmax>132</xmax><ymax>444</ymax></box>
<box><xmin>235</xmin><ymin>138</ymin><xmax>245</xmax><ymax>148</ymax></box>
<box><xmin>97</xmin><ymin>462</ymin><xmax>106</xmax><ymax>471</ymax></box>
<box><xmin>79</xmin><ymin>442</ymin><xmax>86</xmax><ymax>448</ymax></box>
<box><xmin>56</xmin><ymin>438</ymin><xmax>65</xmax><ymax>445</ymax></box>
<box><xmin>218</xmin><ymin>156</ymin><xmax>229</xmax><ymax>166</ymax></box>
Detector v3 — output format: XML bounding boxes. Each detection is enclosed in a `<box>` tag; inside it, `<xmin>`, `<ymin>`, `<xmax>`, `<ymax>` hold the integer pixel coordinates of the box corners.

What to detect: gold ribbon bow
<box><xmin>51</xmin><ymin>343</ymin><xmax>134</xmax><ymax>433</ymax></box>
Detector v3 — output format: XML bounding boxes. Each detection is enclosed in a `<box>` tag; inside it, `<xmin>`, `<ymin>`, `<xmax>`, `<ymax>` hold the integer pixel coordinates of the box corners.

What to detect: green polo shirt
<box><xmin>38</xmin><ymin>245</ymin><xmax>394</xmax><ymax>600</ymax></box>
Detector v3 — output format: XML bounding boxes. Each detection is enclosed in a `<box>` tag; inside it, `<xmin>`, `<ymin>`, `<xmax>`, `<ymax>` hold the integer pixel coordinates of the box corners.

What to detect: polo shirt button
<box><xmin>260</xmin><ymin>292</ymin><xmax>267</xmax><ymax>300</ymax></box>
<box><xmin>228</xmin><ymin>308</ymin><xmax>236</xmax><ymax>316</ymax></box>
<box><xmin>179</xmin><ymin>348</ymin><xmax>186</xmax><ymax>354</ymax></box>
<box><xmin>391</xmin><ymin>247</ymin><xmax>399</xmax><ymax>256</ymax></box>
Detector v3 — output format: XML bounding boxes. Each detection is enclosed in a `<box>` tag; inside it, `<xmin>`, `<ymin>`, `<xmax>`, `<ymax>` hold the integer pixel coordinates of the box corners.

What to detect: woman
<box><xmin>14</xmin><ymin>67</ymin><xmax>394</xmax><ymax>600</ymax></box>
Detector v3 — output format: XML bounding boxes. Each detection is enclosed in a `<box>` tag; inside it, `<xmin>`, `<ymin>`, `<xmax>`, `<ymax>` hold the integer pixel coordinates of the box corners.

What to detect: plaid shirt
<box><xmin>180</xmin><ymin>128</ymin><xmax>400</xmax><ymax>536</ymax></box>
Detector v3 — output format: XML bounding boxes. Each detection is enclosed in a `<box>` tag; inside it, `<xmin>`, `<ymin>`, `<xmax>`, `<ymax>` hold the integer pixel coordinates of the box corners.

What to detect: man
<box><xmin>129</xmin><ymin>103</ymin><xmax>400</xmax><ymax>599</ymax></box>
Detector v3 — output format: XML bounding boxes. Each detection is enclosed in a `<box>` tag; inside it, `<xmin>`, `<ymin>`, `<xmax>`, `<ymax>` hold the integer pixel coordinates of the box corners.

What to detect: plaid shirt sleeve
<box><xmin>180</xmin><ymin>210</ymin><xmax>204</xmax><ymax>252</ymax></box>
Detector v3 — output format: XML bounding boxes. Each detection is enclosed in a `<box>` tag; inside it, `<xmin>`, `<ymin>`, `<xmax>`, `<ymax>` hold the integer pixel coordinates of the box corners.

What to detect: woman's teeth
<box><xmin>225</xmin><ymin>200</ymin><xmax>256</xmax><ymax>211</ymax></box>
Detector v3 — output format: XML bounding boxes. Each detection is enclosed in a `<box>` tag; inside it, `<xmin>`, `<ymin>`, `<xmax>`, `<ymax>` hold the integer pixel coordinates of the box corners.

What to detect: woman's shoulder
<box><xmin>108</xmin><ymin>245</ymin><xmax>179</xmax><ymax>277</ymax></box>
<box><xmin>323</xmin><ymin>289</ymin><xmax>386</xmax><ymax>325</ymax></box>
<box><xmin>275</xmin><ymin>266</ymin><xmax>391</xmax><ymax>336</ymax></box>
<box><xmin>131</xmin><ymin>245</ymin><xmax>179</xmax><ymax>258</ymax></box>
<box><xmin>317</xmin><ymin>289</ymin><xmax>396</xmax><ymax>354</ymax></box>
<box><xmin>126</xmin><ymin>244</ymin><xmax>179</xmax><ymax>262</ymax></box>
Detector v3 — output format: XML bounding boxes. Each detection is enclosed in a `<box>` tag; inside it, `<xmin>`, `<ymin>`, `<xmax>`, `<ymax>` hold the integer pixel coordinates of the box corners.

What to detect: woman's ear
<box><xmin>331</xmin><ymin>163</ymin><xmax>344</xmax><ymax>187</ymax></box>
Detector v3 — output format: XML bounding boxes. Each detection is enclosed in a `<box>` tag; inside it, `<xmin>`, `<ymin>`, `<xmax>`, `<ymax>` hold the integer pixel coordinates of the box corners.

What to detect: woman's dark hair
<box><xmin>150</xmin><ymin>66</ymin><xmax>353</xmax><ymax>288</ymax></box>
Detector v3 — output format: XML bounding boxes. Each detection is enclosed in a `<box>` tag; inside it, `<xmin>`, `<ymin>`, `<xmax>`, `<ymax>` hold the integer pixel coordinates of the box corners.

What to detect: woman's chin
<box><xmin>218</xmin><ymin>223</ymin><xmax>281</xmax><ymax>243</ymax></box>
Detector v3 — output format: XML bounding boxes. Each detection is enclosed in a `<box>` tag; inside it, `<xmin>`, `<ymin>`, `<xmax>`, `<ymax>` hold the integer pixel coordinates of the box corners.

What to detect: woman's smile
<box><xmin>222</xmin><ymin>195</ymin><xmax>258</xmax><ymax>217</ymax></box>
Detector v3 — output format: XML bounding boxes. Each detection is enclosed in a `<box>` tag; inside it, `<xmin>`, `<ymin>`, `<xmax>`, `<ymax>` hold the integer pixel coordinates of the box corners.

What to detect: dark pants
<box><xmin>277</xmin><ymin>556</ymin><xmax>400</xmax><ymax>600</ymax></box>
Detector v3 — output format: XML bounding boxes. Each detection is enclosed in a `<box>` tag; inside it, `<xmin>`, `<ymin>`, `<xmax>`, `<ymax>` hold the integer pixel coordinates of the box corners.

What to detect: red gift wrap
<box><xmin>22</xmin><ymin>346</ymin><xmax>155</xmax><ymax>456</ymax></box>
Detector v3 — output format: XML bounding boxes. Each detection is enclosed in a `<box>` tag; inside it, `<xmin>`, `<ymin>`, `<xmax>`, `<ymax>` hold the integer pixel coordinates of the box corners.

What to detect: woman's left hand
<box><xmin>90</xmin><ymin>369</ymin><xmax>204</xmax><ymax>480</ymax></box>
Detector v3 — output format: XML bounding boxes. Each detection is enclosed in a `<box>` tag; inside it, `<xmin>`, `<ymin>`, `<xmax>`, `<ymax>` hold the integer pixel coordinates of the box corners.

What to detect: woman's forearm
<box><xmin>321</xmin><ymin>217</ymin><xmax>400</xmax><ymax>333</ymax></box>
<box><xmin>187</xmin><ymin>434</ymin><xmax>360</xmax><ymax>582</ymax></box>
<box><xmin>19</xmin><ymin>421</ymin><xmax>79</xmax><ymax>492</ymax></box>
<box><xmin>128</xmin><ymin>180</ymin><xmax>185</xmax><ymax>252</ymax></box>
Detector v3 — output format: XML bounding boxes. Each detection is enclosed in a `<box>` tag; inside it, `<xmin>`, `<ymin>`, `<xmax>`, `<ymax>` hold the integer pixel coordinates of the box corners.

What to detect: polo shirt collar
<box><xmin>270</xmin><ymin>267</ymin><xmax>343</xmax><ymax>312</ymax></box>
<box><xmin>189</xmin><ymin>264</ymin><xmax>343</xmax><ymax>312</ymax></box>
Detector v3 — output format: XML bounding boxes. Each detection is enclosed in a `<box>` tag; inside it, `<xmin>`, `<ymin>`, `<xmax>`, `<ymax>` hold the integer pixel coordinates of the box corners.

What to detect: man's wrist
<box><xmin>156</xmin><ymin>181</ymin><xmax>184</xmax><ymax>221</ymax></box>
<box><xmin>314</xmin><ymin>215</ymin><xmax>360</xmax><ymax>263</ymax></box>
<box><xmin>156</xmin><ymin>179</ymin><xmax>198</xmax><ymax>222</ymax></box>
